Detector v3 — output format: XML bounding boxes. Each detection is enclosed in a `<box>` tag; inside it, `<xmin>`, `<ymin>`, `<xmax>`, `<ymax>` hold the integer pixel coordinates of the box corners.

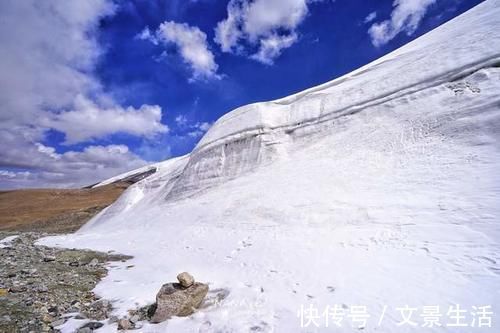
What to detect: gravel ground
<box><xmin>0</xmin><ymin>232</ymin><xmax>132</xmax><ymax>332</ymax></box>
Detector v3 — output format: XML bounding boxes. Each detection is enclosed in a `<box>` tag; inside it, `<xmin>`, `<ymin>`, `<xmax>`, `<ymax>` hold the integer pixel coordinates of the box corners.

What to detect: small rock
<box><xmin>9</xmin><ymin>285</ymin><xmax>27</xmax><ymax>293</ymax></box>
<box><xmin>80</xmin><ymin>321</ymin><xmax>104</xmax><ymax>329</ymax></box>
<box><xmin>21</xmin><ymin>268</ymin><xmax>37</xmax><ymax>275</ymax></box>
<box><xmin>129</xmin><ymin>314</ymin><xmax>140</xmax><ymax>323</ymax></box>
<box><xmin>43</xmin><ymin>255</ymin><xmax>56</xmax><ymax>262</ymax></box>
<box><xmin>77</xmin><ymin>328</ymin><xmax>92</xmax><ymax>333</ymax></box>
<box><xmin>51</xmin><ymin>318</ymin><xmax>65</xmax><ymax>327</ymax></box>
<box><xmin>108</xmin><ymin>315</ymin><xmax>119</xmax><ymax>324</ymax></box>
<box><xmin>42</xmin><ymin>314</ymin><xmax>53</xmax><ymax>323</ymax></box>
<box><xmin>118</xmin><ymin>318</ymin><xmax>133</xmax><ymax>330</ymax></box>
<box><xmin>84</xmin><ymin>299</ymin><xmax>111</xmax><ymax>320</ymax></box>
<box><xmin>177</xmin><ymin>272</ymin><xmax>195</xmax><ymax>288</ymax></box>
<box><xmin>88</xmin><ymin>258</ymin><xmax>99</xmax><ymax>267</ymax></box>
<box><xmin>150</xmin><ymin>281</ymin><xmax>209</xmax><ymax>323</ymax></box>
<box><xmin>37</xmin><ymin>285</ymin><xmax>49</xmax><ymax>293</ymax></box>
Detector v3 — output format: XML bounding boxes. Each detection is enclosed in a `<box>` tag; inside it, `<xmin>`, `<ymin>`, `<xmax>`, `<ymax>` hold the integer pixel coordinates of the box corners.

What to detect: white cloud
<box><xmin>364</xmin><ymin>11</ymin><xmax>377</xmax><ymax>24</ymax></box>
<box><xmin>43</xmin><ymin>95</ymin><xmax>168</xmax><ymax>144</ymax></box>
<box><xmin>140</xmin><ymin>22</ymin><xmax>219</xmax><ymax>81</ymax></box>
<box><xmin>173</xmin><ymin>116</ymin><xmax>213</xmax><ymax>139</ymax></box>
<box><xmin>175</xmin><ymin>114</ymin><xmax>189</xmax><ymax>127</ymax></box>
<box><xmin>215</xmin><ymin>0</ymin><xmax>327</xmax><ymax>64</ymax></box>
<box><xmin>0</xmin><ymin>141</ymin><xmax>148</xmax><ymax>189</ymax></box>
<box><xmin>0</xmin><ymin>0</ymin><xmax>113</xmax><ymax>129</ymax></box>
<box><xmin>0</xmin><ymin>170</ymin><xmax>20</xmax><ymax>179</ymax></box>
<box><xmin>0</xmin><ymin>0</ymin><xmax>166</xmax><ymax>188</ymax></box>
<box><xmin>197</xmin><ymin>122</ymin><xmax>212</xmax><ymax>132</ymax></box>
<box><xmin>215</xmin><ymin>0</ymin><xmax>245</xmax><ymax>53</ymax></box>
<box><xmin>186</xmin><ymin>121</ymin><xmax>213</xmax><ymax>138</ymax></box>
<box><xmin>251</xmin><ymin>33</ymin><xmax>298</xmax><ymax>65</ymax></box>
<box><xmin>368</xmin><ymin>0</ymin><xmax>436</xmax><ymax>47</ymax></box>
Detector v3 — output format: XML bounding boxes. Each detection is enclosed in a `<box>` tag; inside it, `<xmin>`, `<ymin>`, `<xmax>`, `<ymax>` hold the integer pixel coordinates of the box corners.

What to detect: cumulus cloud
<box><xmin>43</xmin><ymin>95</ymin><xmax>168</xmax><ymax>144</ymax></box>
<box><xmin>0</xmin><ymin>141</ymin><xmax>148</xmax><ymax>189</ymax></box>
<box><xmin>214</xmin><ymin>0</ymin><xmax>328</xmax><ymax>64</ymax></box>
<box><xmin>0</xmin><ymin>0</ymin><xmax>165</xmax><ymax>188</ymax></box>
<box><xmin>0</xmin><ymin>126</ymin><xmax>148</xmax><ymax>188</ymax></box>
<box><xmin>139</xmin><ymin>22</ymin><xmax>219</xmax><ymax>81</ymax></box>
<box><xmin>368</xmin><ymin>0</ymin><xmax>436</xmax><ymax>47</ymax></box>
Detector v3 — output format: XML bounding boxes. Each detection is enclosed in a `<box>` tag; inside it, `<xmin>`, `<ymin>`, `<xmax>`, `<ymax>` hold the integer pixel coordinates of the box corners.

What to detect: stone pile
<box><xmin>150</xmin><ymin>272</ymin><xmax>209</xmax><ymax>323</ymax></box>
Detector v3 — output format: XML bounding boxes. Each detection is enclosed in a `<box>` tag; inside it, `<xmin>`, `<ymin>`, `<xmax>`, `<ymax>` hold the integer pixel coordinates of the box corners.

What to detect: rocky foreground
<box><xmin>0</xmin><ymin>232</ymin><xmax>134</xmax><ymax>332</ymax></box>
<box><xmin>0</xmin><ymin>232</ymin><xmax>219</xmax><ymax>333</ymax></box>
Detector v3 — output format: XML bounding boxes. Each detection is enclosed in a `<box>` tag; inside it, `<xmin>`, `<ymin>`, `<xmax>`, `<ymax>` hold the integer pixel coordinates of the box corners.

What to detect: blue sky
<box><xmin>0</xmin><ymin>0</ymin><xmax>484</xmax><ymax>188</ymax></box>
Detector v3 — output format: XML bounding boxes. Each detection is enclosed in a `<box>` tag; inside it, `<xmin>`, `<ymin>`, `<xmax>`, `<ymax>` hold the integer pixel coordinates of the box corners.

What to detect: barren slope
<box><xmin>0</xmin><ymin>183</ymin><xmax>129</xmax><ymax>233</ymax></box>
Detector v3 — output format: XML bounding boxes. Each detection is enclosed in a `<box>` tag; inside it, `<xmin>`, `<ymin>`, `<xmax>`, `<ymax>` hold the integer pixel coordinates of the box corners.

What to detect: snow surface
<box><xmin>40</xmin><ymin>1</ymin><xmax>500</xmax><ymax>332</ymax></box>
<box><xmin>91</xmin><ymin>163</ymin><xmax>157</xmax><ymax>188</ymax></box>
<box><xmin>0</xmin><ymin>234</ymin><xmax>18</xmax><ymax>248</ymax></box>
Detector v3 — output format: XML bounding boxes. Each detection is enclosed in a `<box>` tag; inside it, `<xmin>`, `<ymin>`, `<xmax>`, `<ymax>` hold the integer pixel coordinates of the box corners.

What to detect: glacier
<box><xmin>40</xmin><ymin>1</ymin><xmax>500</xmax><ymax>332</ymax></box>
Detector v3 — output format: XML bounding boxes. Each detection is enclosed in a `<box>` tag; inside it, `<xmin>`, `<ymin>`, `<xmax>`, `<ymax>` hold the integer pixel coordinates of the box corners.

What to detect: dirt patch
<box><xmin>0</xmin><ymin>182</ymin><xmax>130</xmax><ymax>233</ymax></box>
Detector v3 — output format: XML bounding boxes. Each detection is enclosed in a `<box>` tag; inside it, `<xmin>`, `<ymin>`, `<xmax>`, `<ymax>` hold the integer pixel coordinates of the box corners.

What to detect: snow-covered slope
<box><xmin>41</xmin><ymin>1</ymin><xmax>500</xmax><ymax>332</ymax></box>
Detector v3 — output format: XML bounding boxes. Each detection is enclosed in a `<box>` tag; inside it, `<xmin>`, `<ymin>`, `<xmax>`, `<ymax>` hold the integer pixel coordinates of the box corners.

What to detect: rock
<box><xmin>42</xmin><ymin>314</ymin><xmax>53</xmax><ymax>323</ymax></box>
<box><xmin>118</xmin><ymin>318</ymin><xmax>133</xmax><ymax>330</ymax></box>
<box><xmin>129</xmin><ymin>314</ymin><xmax>140</xmax><ymax>323</ymax></box>
<box><xmin>48</xmin><ymin>306</ymin><xmax>58</xmax><ymax>315</ymax></box>
<box><xmin>50</xmin><ymin>318</ymin><xmax>65</xmax><ymax>327</ymax></box>
<box><xmin>37</xmin><ymin>285</ymin><xmax>48</xmax><ymax>293</ymax></box>
<box><xmin>21</xmin><ymin>268</ymin><xmax>37</xmax><ymax>275</ymax></box>
<box><xmin>9</xmin><ymin>285</ymin><xmax>27</xmax><ymax>293</ymax></box>
<box><xmin>84</xmin><ymin>299</ymin><xmax>112</xmax><ymax>320</ymax></box>
<box><xmin>108</xmin><ymin>315</ymin><xmax>119</xmax><ymax>324</ymax></box>
<box><xmin>88</xmin><ymin>258</ymin><xmax>99</xmax><ymax>267</ymax></box>
<box><xmin>150</xmin><ymin>282</ymin><xmax>209</xmax><ymax>323</ymax></box>
<box><xmin>42</xmin><ymin>255</ymin><xmax>56</xmax><ymax>262</ymax></box>
<box><xmin>76</xmin><ymin>328</ymin><xmax>92</xmax><ymax>333</ymax></box>
<box><xmin>177</xmin><ymin>272</ymin><xmax>195</xmax><ymax>288</ymax></box>
<box><xmin>80</xmin><ymin>321</ymin><xmax>104</xmax><ymax>330</ymax></box>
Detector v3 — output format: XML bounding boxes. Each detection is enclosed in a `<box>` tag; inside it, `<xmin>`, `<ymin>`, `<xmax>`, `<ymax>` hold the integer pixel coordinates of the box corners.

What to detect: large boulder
<box><xmin>150</xmin><ymin>274</ymin><xmax>208</xmax><ymax>323</ymax></box>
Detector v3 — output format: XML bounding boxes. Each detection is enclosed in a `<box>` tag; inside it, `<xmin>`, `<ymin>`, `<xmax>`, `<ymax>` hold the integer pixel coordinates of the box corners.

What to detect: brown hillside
<box><xmin>0</xmin><ymin>182</ymin><xmax>130</xmax><ymax>233</ymax></box>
